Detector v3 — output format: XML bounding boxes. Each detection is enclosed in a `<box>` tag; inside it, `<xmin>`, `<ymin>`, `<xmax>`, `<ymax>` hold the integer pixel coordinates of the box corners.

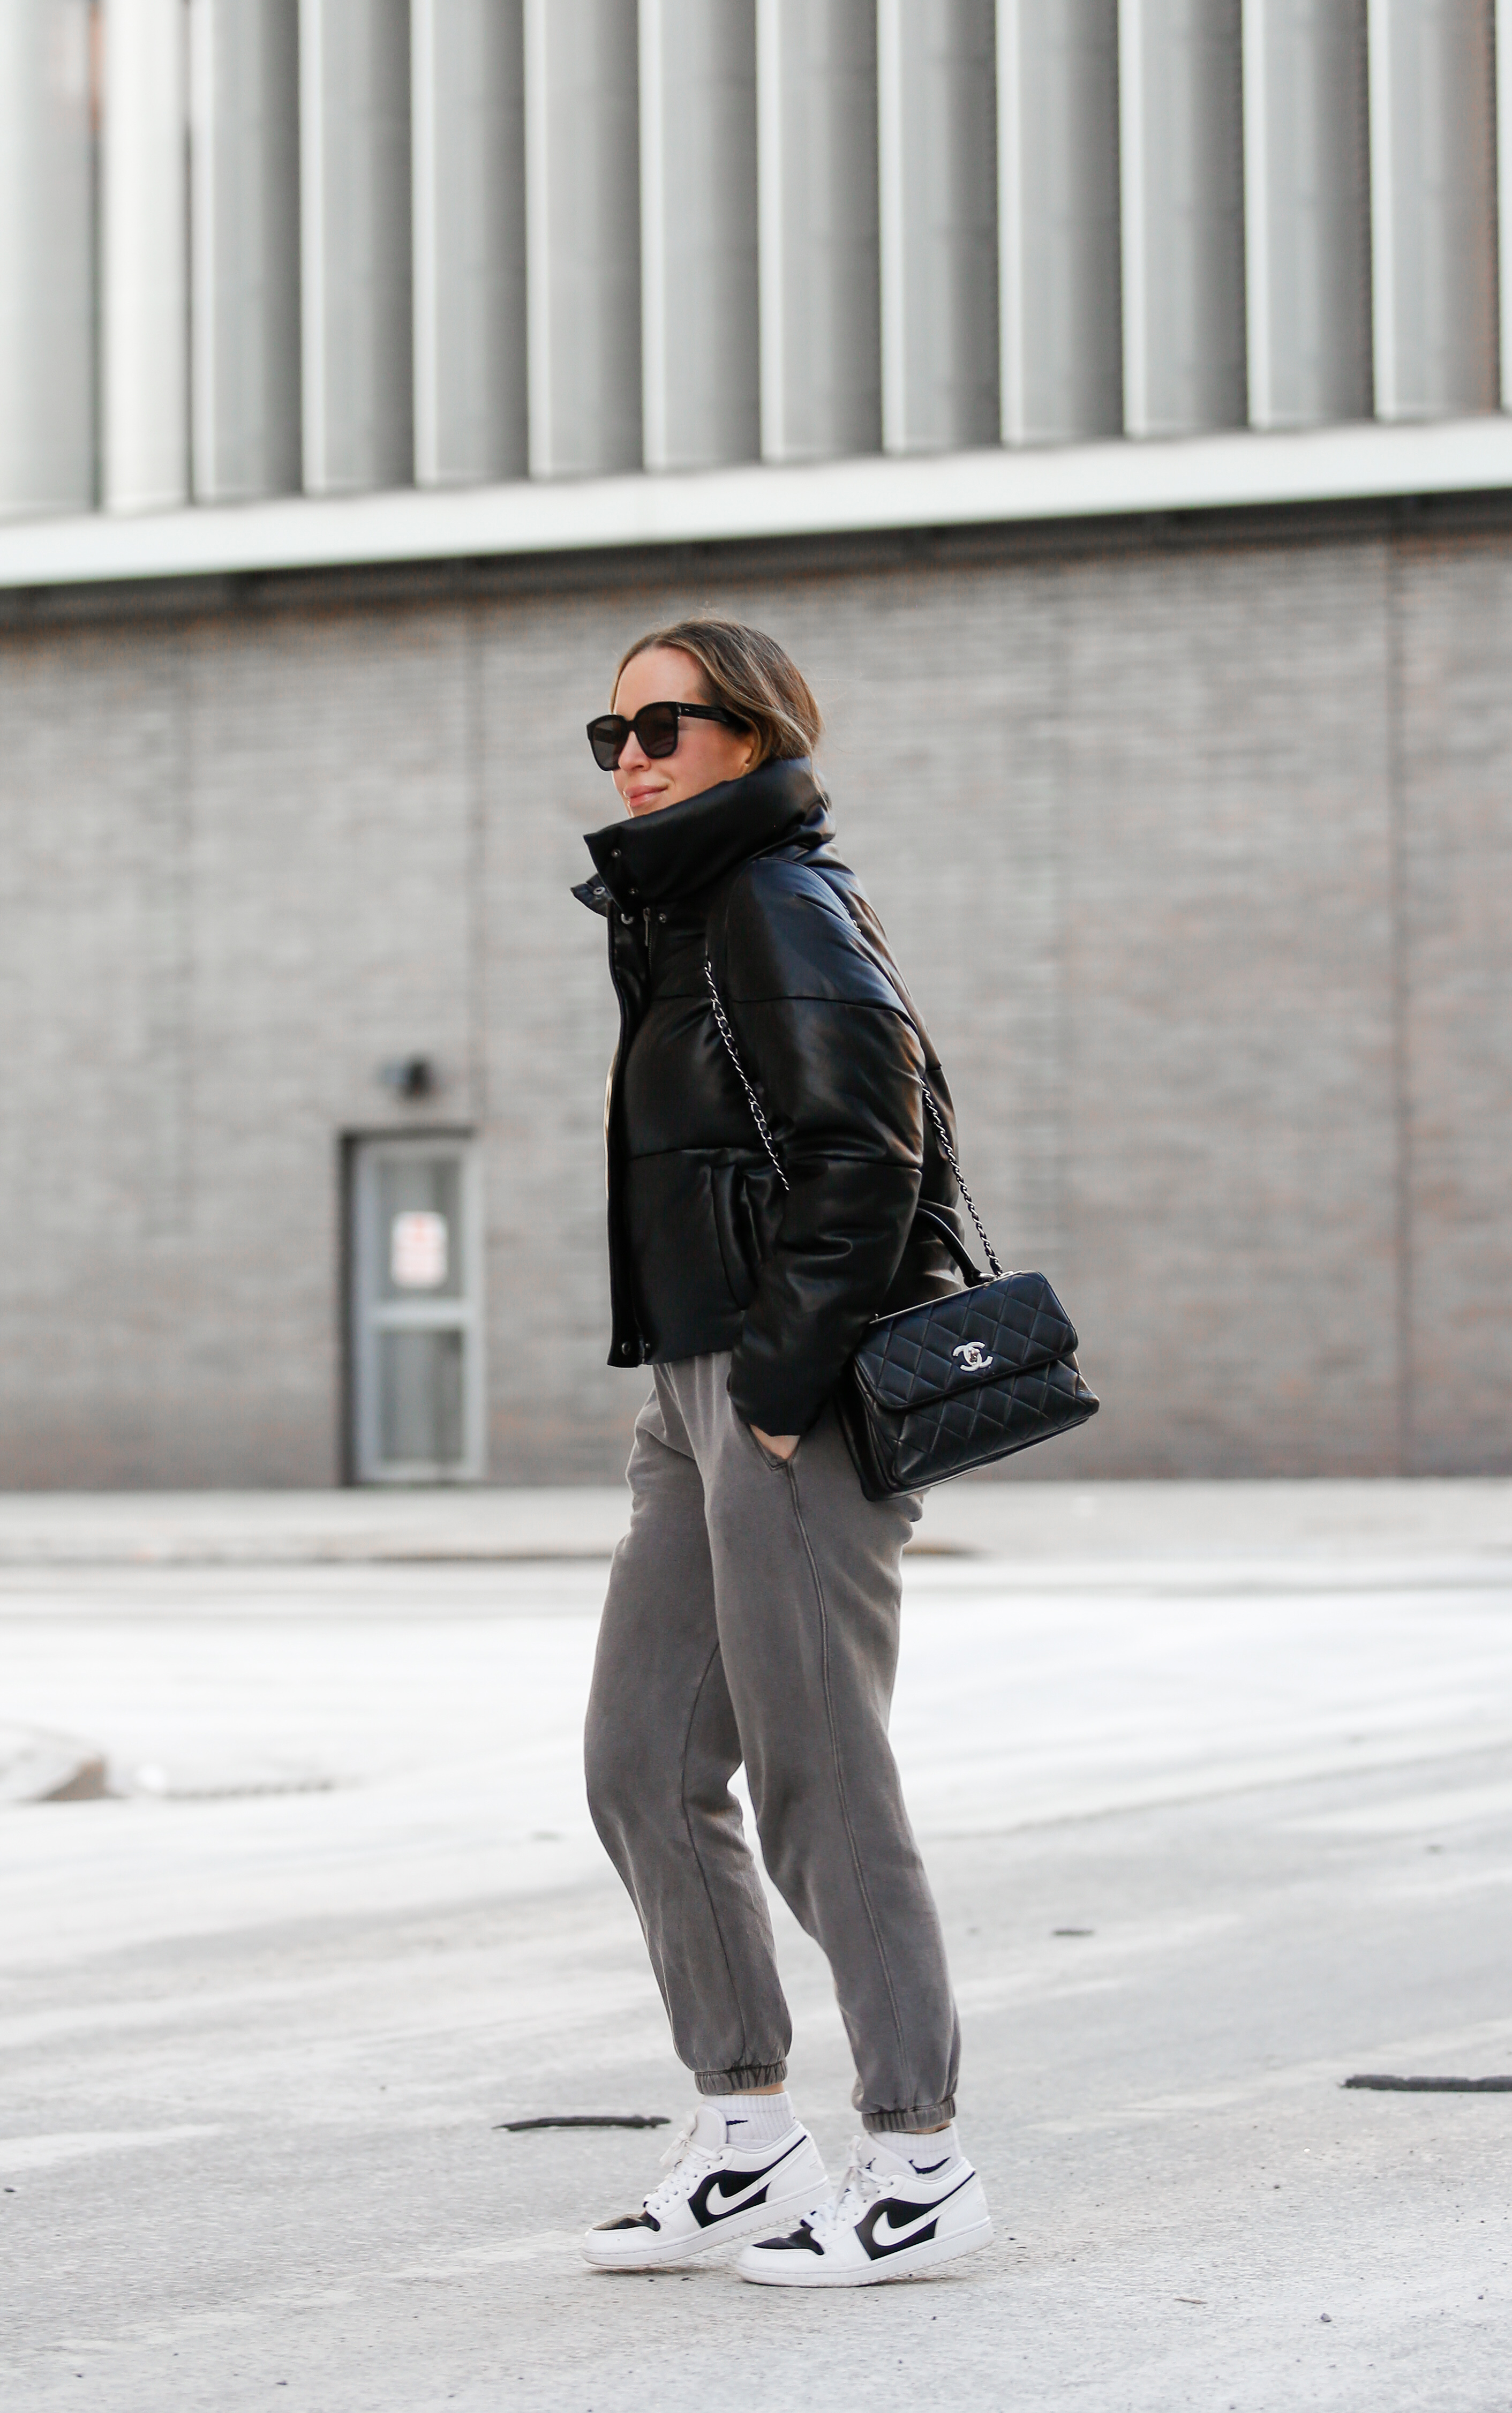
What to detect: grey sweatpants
<box><xmin>584</xmin><ymin>1352</ymin><xmax>960</xmax><ymax>2135</ymax></box>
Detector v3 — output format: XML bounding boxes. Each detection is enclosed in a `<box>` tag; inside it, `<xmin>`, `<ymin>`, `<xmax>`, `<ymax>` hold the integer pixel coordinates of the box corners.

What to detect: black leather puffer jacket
<box><xmin>574</xmin><ymin>758</ymin><xmax>965</xmax><ymax>1436</ymax></box>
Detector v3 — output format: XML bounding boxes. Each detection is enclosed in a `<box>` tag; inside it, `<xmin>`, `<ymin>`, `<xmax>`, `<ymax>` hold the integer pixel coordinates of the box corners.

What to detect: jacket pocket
<box><xmin>749</xmin><ymin>1422</ymin><xmax>800</xmax><ymax>1473</ymax></box>
<box><xmin>710</xmin><ymin>1159</ymin><xmax>757</xmax><ymax>1308</ymax></box>
<box><xmin>739</xmin><ymin>1161</ymin><xmax>784</xmax><ymax>1271</ymax></box>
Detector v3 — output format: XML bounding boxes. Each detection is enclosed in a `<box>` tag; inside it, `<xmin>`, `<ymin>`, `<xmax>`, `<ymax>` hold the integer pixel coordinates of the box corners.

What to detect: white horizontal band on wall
<box><xmin>3</xmin><ymin>414</ymin><xmax>1510</xmax><ymax>592</ymax></box>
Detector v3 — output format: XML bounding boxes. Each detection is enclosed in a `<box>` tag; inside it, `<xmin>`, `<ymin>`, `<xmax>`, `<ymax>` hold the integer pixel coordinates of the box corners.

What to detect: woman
<box><xmin>574</xmin><ymin>620</ymin><xmax>991</xmax><ymax>2287</ymax></box>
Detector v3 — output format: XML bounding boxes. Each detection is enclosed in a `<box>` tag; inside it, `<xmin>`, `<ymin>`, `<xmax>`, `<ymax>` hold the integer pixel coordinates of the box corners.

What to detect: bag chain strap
<box><xmin>704</xmin><ymin>958</ymin><xmax>1003</xmax><ymax>1281</ymax></box>
<box><xmin>917</xmin><ymin>1085</ymin><xmax>1003</xmax><ymax>1281</ymax></box>
<box><xmin>704</xmin><ymin>961</ymin><xmax>789</xmax><ymax>1194</ymax></box>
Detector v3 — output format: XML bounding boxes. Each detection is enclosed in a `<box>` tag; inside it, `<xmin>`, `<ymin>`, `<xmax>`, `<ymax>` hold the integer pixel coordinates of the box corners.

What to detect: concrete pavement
<box><xmin>0</xmin><ymin>1474</ymin><xmax>1508</xmax><ymax>1563</ymax></box>
<box><xmin>2</xmin><ymin>1481</ymin><xmax>1510</xmax><ymax>2410</ymax></box>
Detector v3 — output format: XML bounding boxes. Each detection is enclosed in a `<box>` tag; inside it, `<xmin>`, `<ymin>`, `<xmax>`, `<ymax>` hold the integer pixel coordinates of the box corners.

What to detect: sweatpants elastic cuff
<box><xmin>696</xmin><ymin>2062</ymin><xmax>789</xmax><ymax>2095</ymax></box>
<box><xmin>861</xmin><ymin>2095</ymin><xmax>957</xmax><ymax>2135</ymax></box>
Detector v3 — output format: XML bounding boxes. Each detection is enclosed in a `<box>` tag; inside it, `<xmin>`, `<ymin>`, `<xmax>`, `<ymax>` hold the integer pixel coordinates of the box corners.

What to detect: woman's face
<box><xmin>611</xmin><ymin>646</ymin><xmax>756</xmax><ymax>817</ymax></box>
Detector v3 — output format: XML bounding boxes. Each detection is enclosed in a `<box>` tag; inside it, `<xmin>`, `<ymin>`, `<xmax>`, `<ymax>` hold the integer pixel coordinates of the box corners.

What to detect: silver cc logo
<box><xmin>952</xmin><ymin>1341</ymin><xmax>994</xmax><ymax>1373</ymax></box>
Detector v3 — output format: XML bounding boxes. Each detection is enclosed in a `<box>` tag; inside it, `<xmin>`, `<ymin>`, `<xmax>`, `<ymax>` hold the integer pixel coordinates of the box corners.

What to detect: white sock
<box><xmin>875</xmin><ymin>2124</ymin><xmax>962</xmax><ymax>2181</ymax></box>
<box><xmin>717</xmin><ymin>2090</ymin><xmax>798</xmax><ymax>2148</ymax></box>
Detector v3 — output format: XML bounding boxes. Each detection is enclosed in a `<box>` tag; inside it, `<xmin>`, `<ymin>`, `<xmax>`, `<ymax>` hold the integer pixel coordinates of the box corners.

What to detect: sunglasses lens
<box><xmin>586</xmin><ymin>702</ymin><xmax>688</xmax><ymax>769</ymax></box>
<box><xmin>586</xmin><ymin>716</ymin><xmax>627</xmax><ymax>769</ymax></box>
<box><xmin>636</xmin><ymin>702</ymin><xmax>681</xmax><ymax>758</ymax></box>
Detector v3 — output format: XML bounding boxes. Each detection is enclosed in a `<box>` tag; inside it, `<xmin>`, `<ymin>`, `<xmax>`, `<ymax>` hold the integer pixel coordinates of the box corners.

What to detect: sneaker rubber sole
<box><xmin>737</xmin><ymin>2212</ymin><xmax>995</xmax><ymax>2287</ymax></box>
<box><xmin>581</xmin><ymin>2182</ymin><xmax>830</xmax><ymax>2272</ymax></box>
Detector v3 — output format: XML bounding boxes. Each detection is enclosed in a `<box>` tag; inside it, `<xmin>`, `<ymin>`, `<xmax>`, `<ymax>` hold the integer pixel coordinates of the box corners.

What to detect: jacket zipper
<box><xmin>605</xmin><ymin>909</ymin><xmax>643</xmax><ymax>1364</ymax></box>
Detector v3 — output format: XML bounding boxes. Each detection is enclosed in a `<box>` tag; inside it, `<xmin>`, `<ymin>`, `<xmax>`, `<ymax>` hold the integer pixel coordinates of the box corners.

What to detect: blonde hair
<box><xmin>613</xmin><ymin>619</ymin><xmax>823</xmax><ymax>771</ymax></box>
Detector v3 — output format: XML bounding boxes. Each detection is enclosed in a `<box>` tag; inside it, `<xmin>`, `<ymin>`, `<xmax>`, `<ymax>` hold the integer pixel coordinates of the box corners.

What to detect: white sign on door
<box><xmin>390</xmin><ymin>1210</ymin><xmax>448</xmax><ymax>1289</ymax></box>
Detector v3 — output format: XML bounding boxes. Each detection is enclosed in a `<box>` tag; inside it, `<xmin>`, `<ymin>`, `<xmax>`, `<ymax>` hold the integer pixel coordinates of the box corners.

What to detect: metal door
<box><xmin>350</xmin><ymin>1137</ymin><xmax>484</xmax><ymax>1482</ymax></box>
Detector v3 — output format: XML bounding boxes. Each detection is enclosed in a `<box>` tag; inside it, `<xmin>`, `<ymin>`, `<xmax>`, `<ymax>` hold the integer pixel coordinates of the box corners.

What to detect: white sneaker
<box><xmin>581</xmin><ymin>2104</ymin><xmax>829</xmax><ymax>2271</ymax></box>
<box><xmin>735</xmin><ymin>2134</ymin><xmax>992</xmax><ymax>2287</ymax></box>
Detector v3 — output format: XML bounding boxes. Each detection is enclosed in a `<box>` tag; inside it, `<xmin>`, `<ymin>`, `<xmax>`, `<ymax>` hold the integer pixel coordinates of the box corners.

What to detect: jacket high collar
<box><xmin>580</xmin><ymin>757</ymin><xmax>829</xmax><ymax>912</ymax></box>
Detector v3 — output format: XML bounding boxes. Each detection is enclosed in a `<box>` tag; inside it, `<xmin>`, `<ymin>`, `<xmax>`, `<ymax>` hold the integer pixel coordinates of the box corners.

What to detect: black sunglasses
<box><xmin>586</xmin><ymin>700</ymin><xmax>747</xmax><ymax>771</ymax></box>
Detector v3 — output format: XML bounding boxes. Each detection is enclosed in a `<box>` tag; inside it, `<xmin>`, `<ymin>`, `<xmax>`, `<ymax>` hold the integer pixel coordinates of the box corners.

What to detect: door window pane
<box><xmin>351</xmin><ymin>1136</ymin><xmax>483</xmax><ymax>1482</ymax></box>
<box><xmin>390</xmin><ymin>1209</ymin><xmax>449</xmax><ymax>1290</ymax></box>
<box><xmin>377</xmin><ymin>1155</ymin><xmax>463</xmax><ymax>1298</ymax></box>
<box><xmin>378</xmin><ymin>1327</ymin><xmax>465</xmax><ymax>1467</ymax></box>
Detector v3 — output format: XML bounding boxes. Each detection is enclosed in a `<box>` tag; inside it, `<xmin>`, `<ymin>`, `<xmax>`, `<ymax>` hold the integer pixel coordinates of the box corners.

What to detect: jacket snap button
<box><xmin>658</xmin><ymin>912</ymin><xmax>667</xmax><ymax>923</ymax></box>
<box><xmin>620</xmin><ymin>912</ymin><xmax>633</xmax><ymax>925</ymax></box>
<box><xmin>610</xmin><ymin>845</ymin><xmax>621</xmax><ymax>859</ymax></box>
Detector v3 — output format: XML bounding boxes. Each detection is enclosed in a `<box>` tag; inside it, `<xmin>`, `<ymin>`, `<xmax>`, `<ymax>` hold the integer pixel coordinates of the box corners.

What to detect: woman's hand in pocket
<box><xmin>751</xmin><ymin>1426</ymin><xmax>799</xmax><ymax>1463</ymax></box>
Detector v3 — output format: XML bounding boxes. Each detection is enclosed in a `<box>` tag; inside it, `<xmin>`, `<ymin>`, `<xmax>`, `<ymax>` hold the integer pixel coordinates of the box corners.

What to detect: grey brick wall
<box><xmin>1398</xmin><ymin>533</ymin><xmax>1512</xmax><ymax>1474</ymax></box>
<box><xmin>1</xmin><ymin>507</ymin><xmax>1508</xmax><ymax>1484</ymax></box>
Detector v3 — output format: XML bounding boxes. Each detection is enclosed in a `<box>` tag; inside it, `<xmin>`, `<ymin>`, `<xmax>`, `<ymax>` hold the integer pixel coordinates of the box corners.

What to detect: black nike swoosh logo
<box><xmin>856</xmin><ymin>2170</ymin><xmax>976</xmax><ymax>2261</ymax></box>
<box><xmin>688</xmin><ymin>2136</ymin><xmax>807</xmax><ymax>2229</ymax></box>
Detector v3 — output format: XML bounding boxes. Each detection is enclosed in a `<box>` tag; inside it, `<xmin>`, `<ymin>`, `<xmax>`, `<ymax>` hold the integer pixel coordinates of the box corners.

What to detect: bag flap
<box><xmin>851</xmin><ymin>1273</ymin><xmax>1079</xmax><ymax>1412</ymax></box>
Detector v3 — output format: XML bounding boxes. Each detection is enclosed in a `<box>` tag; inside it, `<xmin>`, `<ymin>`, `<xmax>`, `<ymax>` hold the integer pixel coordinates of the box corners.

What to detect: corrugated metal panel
<box><xmin>640</xmin><ymin>0</ymin><xmax>759</xmax><ymax>472</ymax></box>
<box><xmin>878</xmin><ymin>0</ymin><xmax>999</xmax><ymax>454</ymax></box>
<box><xmin>757</xmin><ymin>0</ymin><xmax>881</xmax><ymax>462</ymax></box>
<box><xmin>1500</xmin><ymin>0</ymin><xmax>1512</xmax><ymax>407</ymax></box>
<box><xmin>1505</xmin><ymin>0</ymin><xmax>1512</xmax><ymax>405</ymax></box>
<box><xmin>523</xmin><ymin>0</ymin><xmax>642</xmax><ymax>478</ymax></box>
<box><xmin>299</xmin><ymin>0</ymin><xmax>413</xmax><ymax>495</ymax></box>
<box><xmin>998</xmin><ymin>0</ymin><xmax>1123</xmax><ymax>444</ymax></box>
<box><xmin>102</xmin><ymin>0</ymin><xmax>189</xmax><ymax>513</ymax></box>
<box><xmin>0</xmin><ymin>0</ymin><xmax>95</xmax><ymax>517</ymax></box>
<box><xmin>190</xmin><ymin>0</ymin><xmax>302</xmax><ymax>503</ymax></box>
<box><xmin>3</xmin><ymin>0</ymin><xmax>1512</xmax><ymax>551</ymax></box>
<box><xmin>1368</xmin><ymin>0</ymin><xmax>1499</xmax><ymax>421</ymax></box>
<box><xmin>411</xmin><ymin>0</ymin><xmax>526</xmax><ymax>488</ymax></box>
<box><xmin>1243</xmin><ymin>0</ymin><xmax>1372</xmax><ymax>430</ymax></box>
<box><xmin>1120</xmin><ymin>0</ymin><xmax>1247</xmax><ymax>438</ymax></box>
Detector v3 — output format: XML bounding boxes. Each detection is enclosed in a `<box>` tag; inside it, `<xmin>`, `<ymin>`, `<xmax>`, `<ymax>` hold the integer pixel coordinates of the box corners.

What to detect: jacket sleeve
<box><xmin>721</xmin><ymin>861</ymin><xmax>924</xmax><ymax>1435</ymax></box>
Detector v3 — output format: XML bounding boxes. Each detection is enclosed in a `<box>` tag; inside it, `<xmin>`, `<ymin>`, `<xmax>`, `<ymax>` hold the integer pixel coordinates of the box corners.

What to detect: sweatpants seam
<box><xmin>678</xmin><ymin>1636</ymin><xmax>753</xmax><ymax>2078</ymax></box>
<box><xmin>781</xmin><ymin>1457</ymin><xmax>911</xmax><ymax>2087</ymax></box>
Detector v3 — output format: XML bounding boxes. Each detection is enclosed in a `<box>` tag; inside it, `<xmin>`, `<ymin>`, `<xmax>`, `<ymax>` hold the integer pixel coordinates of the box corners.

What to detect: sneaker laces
<box><xmin>806</xmin><ymin>2139</ymin><xmax>894</xmax><ymax>2239</ymax></box>
<box><xmin>637</xmin><ymin>2113</ymin><xmax>714</xmax><ymax>2216</ymax></box>
<box><xmin>658</xmin><ymin>2113</ymin><xmax>699</xmax><ymax>2176</ymax></box>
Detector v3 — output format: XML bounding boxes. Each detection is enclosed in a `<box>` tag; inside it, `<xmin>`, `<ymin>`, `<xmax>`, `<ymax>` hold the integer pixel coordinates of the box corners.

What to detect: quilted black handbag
<box><xmin>705</xmin><ymin>960</ymin><xmax>1099</xmax><ymax>1500</ymax></box>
